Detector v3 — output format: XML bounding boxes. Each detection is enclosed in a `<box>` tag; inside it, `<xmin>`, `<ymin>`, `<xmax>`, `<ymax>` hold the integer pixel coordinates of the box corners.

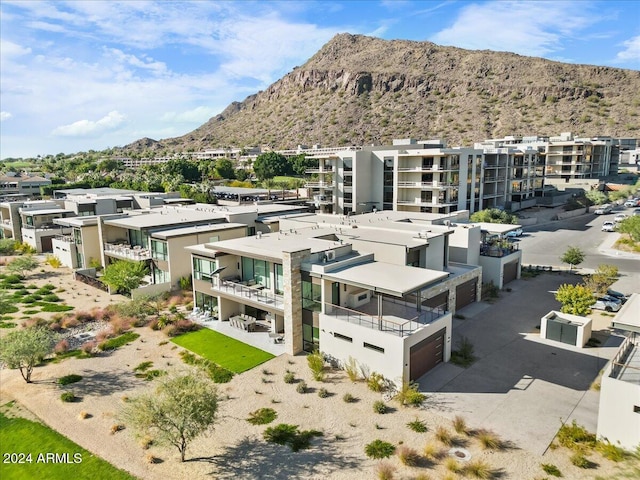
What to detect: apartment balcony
<box><xmin>480</xmin><ymin>241</ymin><xmax>519</xmax><ymax>258</ymax></box>
<box><xmin>22</xmin><ymin>223</ymin><xmax>60</xmax><ymax>231</ymax></box>
<box><xmin>483</xmin><ymin>176</ymin><xmax>506</xmax><ymax>183</ymax></box>
<box><xmin>211</xmin><ymin>278</ymin><xmax>284</xmax><ymax>311</ymax></box>
<box><xmin>104</xmin><ymin>243</ymin><xmax>152</xmax><ymax>261</ymax></box>
<box><xmin>396</xmin><ymin>199</ymin><xmax>452</xmax><ymax>207</ymax></box>
<box><xmin>323</xmin><ymin>299</ymin><xmax>447</xmax><ymax>338</ymax></box>
<box><xmin>397</xmin><ymin>181</ymin><xmax>452</xmax><ymax>189</ymax></box>
<box><xmin>304</xmin><ymin>181</ymin><xmax>335</xmax><ymax>189</ymax></box>
<box><xmin>304</xmin><ymin>166</ymin><xmax>334</xmax><ymax>174</ymax></box>
<box><xmin>55</xmin><ymin>235</ymin><xmax>76</xmax><ymax>244</ymax></box>
<box><xmin>397</xmin><ymin>165</ymin><xmax>444</xmax><ymax>173</ymax></box>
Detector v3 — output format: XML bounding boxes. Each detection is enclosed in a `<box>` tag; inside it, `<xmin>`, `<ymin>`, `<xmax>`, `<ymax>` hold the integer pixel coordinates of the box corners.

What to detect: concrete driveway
<box><xmin>417</xmin><ymin>272</ymin><xmax>624</xmax><ymax>455</ymax></box>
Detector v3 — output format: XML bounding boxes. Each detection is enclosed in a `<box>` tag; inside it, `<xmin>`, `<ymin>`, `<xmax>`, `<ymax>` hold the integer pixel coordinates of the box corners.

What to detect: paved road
<box><xmin>515</xmin><ymin>206</ymin><xmax>640</xmax><ymax>293</ymax></box>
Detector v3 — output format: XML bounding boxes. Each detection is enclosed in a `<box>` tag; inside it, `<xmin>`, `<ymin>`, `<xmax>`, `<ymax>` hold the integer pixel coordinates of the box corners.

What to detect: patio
<box><xmin>193</xmin><ymin>317</ymin><xmax>286</xmax><ymax>357</ymax></box>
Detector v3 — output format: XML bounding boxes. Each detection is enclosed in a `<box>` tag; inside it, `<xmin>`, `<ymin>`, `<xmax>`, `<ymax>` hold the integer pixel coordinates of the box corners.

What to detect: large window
<box><xmin>193</xmin><ymin>257</ymin><xmax>216</xmax><ymax>280</ymax></box>
<box><xmin>129</xmin><ymin>229</ymin><xmax>148</xmax><ymax>248</ymax></box>
<box><xmin>151</xmin><ymin>239</ymin><xmax>167</xmax><ymax>261</ymax></box>
<box><xmin>242</xmin><ymin>257</ymin><xmax>271</xmax><ymax>288</ymax></box>
<box><xmin>195</xmin><ymin>292</ymin><xmax>217</xmax><ymax>315</ymax></box>
<box><xmin>302</xmin><ymin>279</ymin><xmax>321</xmax><ymax>312</ymax></box>
<box><xmin>152</xmin><ymin>267</ymin><xmax>169</xmax><ymax>284</ymax></box>
<box><xmin>275</xmin><ymin>264</ymin><xmax>284</xmax><ymax>295</ymax></box>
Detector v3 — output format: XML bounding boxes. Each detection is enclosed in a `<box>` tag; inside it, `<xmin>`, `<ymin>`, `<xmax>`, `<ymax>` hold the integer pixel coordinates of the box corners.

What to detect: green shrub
<box><xmin>364</xmin><ymin>439</ymin><xmax>396</xmax><ymax>459</ymax></box>
<box><xmin>60</xmin><ymin>392</ymin><xmax>76</xmax><ymax>402</ymax></box>
<box><xmin>247</xmin><ymin>407</ymin><xmax>277</xmax><ymax>425</ymax></box>
<box><xmin>98</xmin><ymin>332</ymin><xmax>140</xmax><ymax>350</ymax></box>
<box><xmin>450</xmin><ymin>337</ymin><xmax>475</xmax><ymax>367</ymax></box>
<box><xmin>39</xmin><ymin>303</ymin><xmax>74</xmax><ymax>313</ymax></box>
<box><xmin>263</xmin><ymin>424</ymin><xmax>323</xmax><ymax>451</ymax></box>
<box><xmin>306</xmin><ymin>350</ymin><xmax>325</xmax><ymax>381</ymax></box>
<box><xmin>570</xmin><ymin>452</ymin><xmax>592</xmax><ymax>469</ymax></box>
<box><xmin>343</xmin><ymin>393</ymin><xmax>356</xmax><ymax>403</ymax></box>
<box><xmin>283</xmin><ymin>371</ymin><xmax>295</xmax><ymax>384</ymax></box>
<box><xmin>394</xmin><ymin>381</ymin><xmax>426</xmax><ymax>407</ymax></box>
<box><xmin>133</xmin><ymin>361</ymin><xmax>153</xmax><ymax>372</ymax></box>
<box><xmin>367</xmin><ymin>372</ymin><xmax>386</xmax><ymax>392</ymax></box>
<box><xmin>58</xmin><ymin>374</ymin><xmax>82</xmax><ymax>386</ymax></box>
<box><xmin>407</xmin><ymin>418</ymin><xmax>428</xmax><ymax>433</ymax></box>
<box><xmin>178</xmin><ymin>350</ymin><xmax>234</xmax><ymax>383</ymax></box>
<box><xmin>373</xmin><ymin>400</ymin><xmax>388</xmax><ymax>414</ymax></box>
<box><xmin>317</xmin><ymin>387</ymin><xmax>329</xmax><ymax>398</ymax></box>
<box><xmin>556</xmin><ymin>420</ymin><xmax>596</xmax><ymax>450</ymax></box>
<box><xmin>137</xmin><ymin>369</ymin><xmax>166</xmax><ymax>381</ymax></box>
<box><xmin>42</xmin><ymin>294</ymin><xmax>61</xmax><ymax>302</ymax></box>
<box><xmin>0</xmin><ymin>304</ymin><xmax>19</xmax><ymax>314</ymax></box>
<box><xmin>596</xmin><ymin>441</ymin><xmax>627</xmax><ymax>462</ymax></box>
<box><xmin>296</xmin><ymin>381</ymin><xmax>308</xmax><ymax>394</ymax></box>
<box><xmin>541</xmin><ymin>463</ymin><xmax>562</xmax><ymax>477</ymax></box>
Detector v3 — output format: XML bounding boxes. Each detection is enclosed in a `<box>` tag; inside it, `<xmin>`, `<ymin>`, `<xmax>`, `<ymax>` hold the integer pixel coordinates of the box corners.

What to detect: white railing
<box><xmin>211</xmin><ymin>278</ymin><xmax>285</xmax><ymax>310</ymax></box>
<box><xmin>104</xmin><ymin>243</ymin><xmax>152</xmax><ymax>261</ymax></box>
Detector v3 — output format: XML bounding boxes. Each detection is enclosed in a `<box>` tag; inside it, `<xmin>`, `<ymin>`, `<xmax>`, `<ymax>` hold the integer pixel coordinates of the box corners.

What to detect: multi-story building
<box><xmin>0</xmin><ymin>173</ymin><xmax>51</xmax><ymax>198</ymax></box>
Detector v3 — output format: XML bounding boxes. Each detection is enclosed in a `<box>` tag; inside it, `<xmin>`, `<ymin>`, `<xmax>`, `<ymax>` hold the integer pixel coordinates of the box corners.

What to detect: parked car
<box><xmin>592</xmin><ymin>297</ymin><xmax>621</xmax><ymax>312</ymax></box>
<box><xmin>606</xmin><ymin>289</ymin><xmax>628</xmax><ymax>304</ymax></box>
<box><xmin>623</xmin><ymin>198</ymin><xmax>639</xmax><ymax>207</ymax></box>
<box><xmin>601</xmin><ymin>221</ymin><xmax>616</xmax><ymax>232</ymax></box>
<box><xmin>504</xmin><ymin>228</ymin><xmax>523</xmax><ymax>238</ymax></box>
<box><xmin>594</xmin><ymin>204</ymin><xmax>613</xmax><ymax>215</ymax></box>
<box><xmin>633</xmin><ymin>208</ymin><xmax>640</xmax><ymax>217</ymax></box>
<box><xmin>614</xmin><ymin>213</ymin><xmax>628</xmax><ymax>223</ymax></box>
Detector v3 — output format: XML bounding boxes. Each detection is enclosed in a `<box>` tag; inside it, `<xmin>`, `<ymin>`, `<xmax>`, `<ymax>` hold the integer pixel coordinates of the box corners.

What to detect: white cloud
<box><xmin>0</xmin><ymin>39</ymin><xmax>32</xmax><ymax>57</ymax></box>
<box><xmin>0</xmin><ymin>112</ymin><xmax>13</xmax><ymax>122</ymax></box>
<box><xmin>51</xmin><ymin>111</ymin><xmax>126</xmax><ymax>137</ymax></box>
<box><xmin>103</xmin><ymin>47</ymin><xmax>168</xmax><ymax>76</ymax></box>
<box><xmin>160</xmin><ymin>106</ymin><xmax>218</xmax><ymax>124</ymax></box>
<box><xmin>616</xmin><ymin>35</ymin><xmax>640</xmax><ymax>63</ymax></box>
<box><xmin>431</xmin><ymin>1</ymin><xmax>597</xmax><ymax>57</ymax></box>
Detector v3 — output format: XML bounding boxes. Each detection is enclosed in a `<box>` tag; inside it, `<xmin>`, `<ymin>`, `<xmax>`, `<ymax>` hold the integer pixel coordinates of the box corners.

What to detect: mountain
<box><xmin>126</xmin><ymin>34</ymin><xmax>640</xmax><ymax>153</ymax></box>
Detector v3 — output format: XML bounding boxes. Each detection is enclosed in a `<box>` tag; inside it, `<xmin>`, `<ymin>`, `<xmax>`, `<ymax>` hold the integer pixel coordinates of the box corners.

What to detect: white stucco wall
<box><xmin>597</xmin><ymin>365</ymin><xmax>640</xmax><ymax>450</ymax></box>
<box><xmin>478</xmin><ymin>250</ymin><xmax>521</xmax><ymax>289</ymax></box>
<box><xmin>52</xmin><ymin>238</ymin><xmax>77</xmax><ymax>268</ymax></box>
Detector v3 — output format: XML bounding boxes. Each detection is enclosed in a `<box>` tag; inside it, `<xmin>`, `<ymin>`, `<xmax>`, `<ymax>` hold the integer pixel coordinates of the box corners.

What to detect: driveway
<box><xmin>417</xmin><ymin>273</ymin><xmax>624</xmax><ymax>455</ymax></box>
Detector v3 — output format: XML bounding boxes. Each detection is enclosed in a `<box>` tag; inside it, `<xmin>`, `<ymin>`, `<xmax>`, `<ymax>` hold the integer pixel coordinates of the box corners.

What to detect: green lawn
<box><xmin>0</xmin><ymin>409</ymin><xmax>135</xmax><ymax>480</ymax></box>
<box><xmin>172</xmin><ymin>329</ymin><xmax>274</xmax><ymax>373</ymax></box>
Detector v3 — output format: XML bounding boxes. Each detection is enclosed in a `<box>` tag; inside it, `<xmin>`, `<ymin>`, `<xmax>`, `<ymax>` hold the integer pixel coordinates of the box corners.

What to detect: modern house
<box><xmin>188</xmin><ymin>229</ymin><xmax>454</xmax><ymax>382</ymax></box>
<box><xmin>0</xmin><ymin>173</ymin><xmax>51</xmax><ymax>198</ymax></box>
<box><xmin>597</xmin><ymin>294</ymin><xmax>640</xmax><ymax>451</ymax></box>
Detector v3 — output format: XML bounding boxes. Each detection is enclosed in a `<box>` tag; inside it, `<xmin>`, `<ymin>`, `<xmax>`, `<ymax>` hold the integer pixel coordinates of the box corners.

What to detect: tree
<box><xmin>585</xmin><ymin>190</ymin><xmax>608</xmax><ymax>205</ymax></box>
<box><xmin>215</xmin><ymin>158</ymin><xmax>236</xmax><ymax>179</ymax></box>
<box><xmin>617</xmin><ymin>216</ymin><xmax>640</xmax><ymax>242</ymax></box>
<box><xmin>583</xmin><ymin>264</ymin><xmax>619</xmax><ymax>296</ymax></box>
<box><xmin>291</xmin><ymin>154</ymin><xmax>316</xmax><ymax>176</ymax></box>
<box><xmin>469</xmin><ymin>208</ymin><xmax>518</xmax><ymax>224</ymax></box>
<box><xmin>253</xmin><ymin>152</ymin><xmax>289</xmax><ymax>181</ymax></box>
<box><xmin>122</xmin><ymin>373</ymin><xmax>219</xmax><ymax>462</ymax></box>
<box><xmin>560</xmin><ymin>246</ymin><xmax>585</xmax><ymax>272</ymax></box>
<box><xmin>101</xmin><ymin>260</ymin><xmax>149</xmax><ymax>294</ymax></box>
<box><xmin>0</xmin><ymin>327</ymin><xmax>53</xmax><ymax>383</ymax></box>
<box><xmin>0</xmin><ymin>238</ymin><xmax>16</xmax><ymax>255</ymax></box>
<box><xmin>6</xmin><ymin>254</ymin><xmax>39</xmax><ymax>278</ymax></box>
<box><xmin>555</xmin><ymin>284</ymin><xmax>596</xmax><ymax>316</ymax></box>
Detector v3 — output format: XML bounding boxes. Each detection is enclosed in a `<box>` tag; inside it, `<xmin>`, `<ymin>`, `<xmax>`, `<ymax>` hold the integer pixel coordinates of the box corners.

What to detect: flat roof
<box><xmin>322</xmin><ymin>262</ymin><xmax>449</xmax><ymax>297</ymax></box>
<box><xmin>151</xmin><ymin>223</ymin><xmax>247</xmax><ymax>239</ymax></box>
<box><xmin>53</xmin><ymin>216</ymin><xmax>99</xmax><ymax>227</ymax></box>
<box><xmin>55</xmin><ymin>187</ymin><xmax>140</xmax><ymax>196</ymax></box>
<box><xmin>467</xmin><ymin>222</ymin><xmax>522</xmax><ymax>234</ymax></box>
<box><xmin>212</xmin><ymin>186</ymin><xmax>271</xmax><ymax>195</ymax></box>
<box><xmin>20</xmin><ymin>208</ymin><xmax>73</xmax><ymax>216</ymax></box>
<box><xmin>305</xmin><ymin>225</ymin><xmax>436</xmax><ymax>249</ymax></box>
<box><xmin>103</xmin><ymin>209</ymin><xmax>227</xmax><ymax>229</ymax></box>
<box><xmin>612</xmin><ymin>293</ymin><xmax>640</xmax><ymax>333</ymax></box>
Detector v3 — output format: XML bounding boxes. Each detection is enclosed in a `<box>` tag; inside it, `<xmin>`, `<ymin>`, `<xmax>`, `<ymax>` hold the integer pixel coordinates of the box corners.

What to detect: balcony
<box><xmin>397</xmin><ymin>165</ymin><xmax>441</xmax><ymax>173</ymax></box>
<box><xmin>305</xmin><ymin>181</ymin><xmax>334</xmax><ymax>189</ymax></box>
<box><xmin>480</xmin><ymin>240</ymin><xmax>519</xmax><ymax>258</ymax></box>
<box><xmin>324</xmin><ymin>299</ymin><xmax>447</xmax><ymax>338</ymax></box>
<box><xmin>304</xmin><ymin>166</ymin><xmax>334</xmax><ymax>174</ymax></box>
<box><xmin>211</xmin><ymin>278</ymin><xmax>284</xmax><ymax>311</ymax></box>
<box><xmin>104</xmin><ymin>243</ymin><xmax>152</xmax><ymax>261</ymax></box>
<box><xmin>55</xmin><ymin>235</ymin><xmax>75</xmax><ymax>243</ymax></box>
<box><xmin>397</xmin><ymin>181</ymin><xmax>451</xmax><ymax>189</ymax></box>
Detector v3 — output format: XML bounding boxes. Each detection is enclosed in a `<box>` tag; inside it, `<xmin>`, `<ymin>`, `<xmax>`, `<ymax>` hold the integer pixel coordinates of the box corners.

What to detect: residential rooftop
<box><xmin>151</xmin><ymin>222</ymin><xmax>247</xmax><ymax>239</ymax></box>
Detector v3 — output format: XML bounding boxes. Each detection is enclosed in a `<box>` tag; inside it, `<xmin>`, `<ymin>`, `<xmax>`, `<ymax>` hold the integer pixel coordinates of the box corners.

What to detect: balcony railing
<box><xmin>397</xmin><ymin>181</ymin><xmax>452</xmax><ymax>188</ymax></box>
<box><xmin>55</xmin><ymin>235</ymin><xmax>75</xmax><ymax>243</ymax></box>
<box><xmin>305</xmin><ymin>182</ymin><xmax>334</xmax><ymax>189</ymax></box>
<box><xmin>323</xmin><ymin>302</ymin><xmax>446</xmax><ymax>337</ymax></box>
<box><xmin>104</xmin><ymin>243</ymin><xmax>152</xmax><ymax>260</ymax></box>
<box><xmin>480</xmin><ymin>241</ymin><xmax>519</xmax><ymax>257</ymax></box>
<box><xmin>211</xmin><ymin>278</ymin><xmax>285</xmax><ymax>310</ymax></box>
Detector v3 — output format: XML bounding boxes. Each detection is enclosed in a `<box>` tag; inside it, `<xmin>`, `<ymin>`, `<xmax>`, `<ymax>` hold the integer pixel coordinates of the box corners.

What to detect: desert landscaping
<box><xmin>1</xmin><ymin>260</ymin><xmax>638</xmax><ymax>480</ymax></box>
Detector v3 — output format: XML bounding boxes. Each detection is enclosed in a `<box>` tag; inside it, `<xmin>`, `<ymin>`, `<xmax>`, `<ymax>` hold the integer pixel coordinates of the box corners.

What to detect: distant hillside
<box><xmin>124</xmin><ymin>34</ymin><xmax>640</xmax><ymax>153</ymax></box>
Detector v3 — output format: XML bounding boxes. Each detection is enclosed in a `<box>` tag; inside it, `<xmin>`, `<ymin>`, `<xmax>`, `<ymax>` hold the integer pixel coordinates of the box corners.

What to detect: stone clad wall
<box><xmin>283</xmin><ymin>249</ymin><xmax>309</xmax><ymax>354</ymax></box>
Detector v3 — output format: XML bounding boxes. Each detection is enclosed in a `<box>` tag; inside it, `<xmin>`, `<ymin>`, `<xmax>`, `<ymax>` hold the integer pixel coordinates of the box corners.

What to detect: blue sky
<box><xmin>1</xmin><ymin>0</ymin><xmax>638</xmax><ymax>159</ymax></box>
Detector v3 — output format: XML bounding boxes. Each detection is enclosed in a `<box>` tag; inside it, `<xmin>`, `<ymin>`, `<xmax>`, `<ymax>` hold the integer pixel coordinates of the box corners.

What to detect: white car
<box><xmin>592</xmin><ymin>296</ymin><xmax>621</xmax><ymax>312</ymax></box>
<box><xmin>504</xmin><ymin>228</ymin><xmax>523</xmax><ymax>238</ymax></box>
<box><xmin>614</xmin><ymin>213</ymin><xmax>628</xmax><ymax>223</ymax></box>
<box><xmin>594</xmin><ymin>204</ymin><xmax>613</xmax><ymax>215</ymax></box>
<box><xmin>601</xmin><ymin>221</ymin><xmax>616</xmax><ymax>232</ymax></box>
<box><xmin>624</xmin><ymin>199</ymin><xmax>638</xmax><ymax>207</ymax></box>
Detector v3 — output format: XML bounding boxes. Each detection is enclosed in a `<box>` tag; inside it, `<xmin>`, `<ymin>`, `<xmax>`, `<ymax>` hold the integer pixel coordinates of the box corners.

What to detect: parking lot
<box><xmin>418</xmin><ymin>272</ymin><xmax>625</xmax><ymax>455</ymax></box>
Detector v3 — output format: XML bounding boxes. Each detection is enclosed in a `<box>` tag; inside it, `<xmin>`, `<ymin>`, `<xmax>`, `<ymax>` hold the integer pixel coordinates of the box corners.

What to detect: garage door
<box><xmin>503</xmin><ymin>260</ymin><xmax>519</xmax><ymax>285</ymax></box>
<box><xmin>40</xmin><ymin>236</ymin><xmax>53</xmax><ymax>253</ymax></box>
<box><xmin>423</xmin><ymin>291</ymin><xmax>448</xmax><ymax>311</ymax></box>
<box><xmin>409</xmin><ymin>328</ymin><xmax>445</xmax><ymax>380</ymax></box>
<box><xmin>455</xmin><ymin>279</ymin><xmax>477</xmax><ymax>311</ymax></box>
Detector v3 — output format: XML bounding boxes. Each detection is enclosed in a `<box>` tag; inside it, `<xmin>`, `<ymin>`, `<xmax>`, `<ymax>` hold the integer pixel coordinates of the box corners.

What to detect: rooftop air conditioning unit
<box><xmin>325</xmin><ymin>250</ymin><xmax>336</xmax><ymax>261</ymax></box>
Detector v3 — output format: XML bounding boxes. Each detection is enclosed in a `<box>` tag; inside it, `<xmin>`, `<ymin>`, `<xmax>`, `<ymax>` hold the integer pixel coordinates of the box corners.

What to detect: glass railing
<box><xmin>211</xmin><ymin>278</ymin><xmax>285</xmax><ymax>310</ymax></box>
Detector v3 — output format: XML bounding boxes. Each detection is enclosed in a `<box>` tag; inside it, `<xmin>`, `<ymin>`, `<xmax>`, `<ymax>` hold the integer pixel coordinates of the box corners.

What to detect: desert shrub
<box><xmin>246</xmin><ymin>407</ymin><xmax>277</xmax><ymax>425</ymax></box>
<box><xmin>20</xmin><ymin>295</ymin><xmax>38</xmax><ymax>304</ymax></box>
<box><xmin>373</xmin><ymin>400</ymin><xmax>388</xmax><ymax>414</ymax></box>
<box><xmin>179</xmin><ymin>275</ymin><xmax>192</xmax><ymax>290</ymax></box>
<box><xmin>394</xmin><ymin>380</ymin><xmax>426</xmax><ymax>407</ymax></box>
<box><xmin>435</xmin><ymin>426</ymin><xmax>453</xmax><ymax>446</ymax></box>
<box><xmin>450</xmin><ymin>336</ymin><xmax>475</xmax><ymax>367</ymax></box>
<box><xmin>139</xmin><ymin>369</ymin><xmax>166</xmax><ymax>381</ymax></box>
<box><xmin>317</xmin><ymin>387</ymin><xmax>329</xmax><ymax>398</ymax></box>
<box><xmin>58</xmin><ymin>374</ymin><xmax>82</xmax><ymax>386</ymax></box>
<box><xmin>476</xmin><ymin>429</ymin><xmax>502</xmax><ymax>450</ymax></box>
<box><xmin>164</xmin><ymin>319</ymin><xmax>199</xmax><ymax>337</ymax></box>
<box><xmin>80</xmin><ymin>340</ymin><xmax>97</xmax><ymax>355</ymax></box>
<box><xmin>3</xmin><ymin>274</ymin><xmax>23</xmax><ymax>284</ymax></box>
<box><xmin>296</xmin><ymin>381</ymin><xmax>308</xmax><ymax>394</ymax></box>
<box><xmin>464</xmin><ymin>460</ymin><xmax>493</xmax><ymax>479</ymax></box>
<box><xmin>375</xmin><ymin>461</ymin><xmax>396</xmax><ymax>480</ymax></box>
<box><xmin>140</xmin><ymin>436</ymin><xmax>153</xmax><ymax>449</ymax></box>
<box><xmin>283</xmin><ymin>371</ymin><xmax>295</xmax><ymax>384</ymax></box>
<box><xmin>343</xmin><ymin>393</ymin><xmax>356</xmax><ymax>403</ymax></box>
<box><xmin>263</xmin><ymin>424</ymin><xmax>322</xmax><ymax>452</ymax></box>
<box><xmin>22</xmin><ymin>317</ymin><xmax>48</xmax><ymax>329</ymax></box>
<box><xmin>60</xmin><ymin>392</ymin><xmax>76</xmax><ymax>402</ymax></box>
<box><xmin>596</xmin><ymin>441</ymin><xmax>627</xmax><ymax>462</ymax></box>
<box><xmin>307</xmin><ymin>350</ymin><xmax>325</xmax><ymax>381</ymax></box>
<box><xmin>367</xmin><ymin>372</ymin><xmax>386</xmax><ymax>392</ymax></box>
<box><xmin>134</xmin><ymin>361</ymin><xmax>153</xmax><ymax>372</ymax></box>
<box><xmin>344</xmin><ymin>356</ymin><xmax>359</xmax><ymax>382</ymax></box>
<box><xmin>74</xmin><ymin>310</ymin><xmax>95</xmax><ymax>323</ymax></box>
<box><xmin>109</xmin><ymin>315</ymin><xmax>133</xmax><ymax>335</ymax></box>
<box><xmin>364</xmin><ymin>440</ymin><xmax>396</xmax><ymax>459</ymax></box>
<box><xmin>453</xmin><ymin>415</ymin><xmax>468</xmax><ymax>435</ymax></box>
<box><xmin>423</xmin><ymin>441</ymin><xmax>441</xmax><ymax>460</ymax></box>
<box><xmin>444</xmin><ymin>457</ymin><xmax>462</xmax><ymax>473</ymax></box>
<box><xmin>78</xmin><ymin>411</ymin><xmax>90</xmax><ymax>420</ymax></box>
<box><xmin>541</xmin><ymin>463</ymin><xmax>562</xmax><ymax>477</ymax></box>
<box><xmin>556</xmin><ymin>420</ymin><xmax>596</xmax><ymax>450</ymax></box>
<box><xmin>407</xmin><ymin>418</ymin><xmax>428</xmax><ymax>433</ymax></box>
<box><xmin>98</xmin><ymin>331</ymin><xmax>140</xmax><ymax>351</ymax></box>
<box><xmin>570</xmin><ymin>452</ymin><xmax>592</xmax><ymax>469</ymax></box>
<box><xmin>60</xmin><ymin>316</ymin><xmax>80</xmax><ymax>329</ymax></box>
<box><xmin>54</xmin><ymin>339</ymin><xmax>69</xmax><ymax>354</ymax></box>
<box><xmin>42</xmin><ymin>294</ymin><xmax>61</xmax><ymax>302</ymax></box>
<box><xmin>110</xmin><ymin>424</ymin><xmax>125</xmax><ymax>435</ymax></box>
<box><xmin>396</xmin><ymin>445</ymin><xmax>420</xmax><ymax>466</ymax></box>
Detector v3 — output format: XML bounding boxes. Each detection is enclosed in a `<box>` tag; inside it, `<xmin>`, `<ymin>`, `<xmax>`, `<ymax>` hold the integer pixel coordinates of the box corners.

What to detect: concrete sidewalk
<box><xmin>417</xmin><ymin>273</ymin><xmax>623</xmax><ymax>455</ymax></box>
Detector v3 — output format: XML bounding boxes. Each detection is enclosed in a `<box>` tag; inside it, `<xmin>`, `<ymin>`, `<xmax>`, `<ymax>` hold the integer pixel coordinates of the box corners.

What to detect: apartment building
<box><xmin>188</xmin><ymin>228</ymin><xmax>457</xmax><ymax>382</ymax></box>
<box><xmin>0</xmin><ymin>173</ymin><xmax>51</xmax><ymax>198</ymax></box>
